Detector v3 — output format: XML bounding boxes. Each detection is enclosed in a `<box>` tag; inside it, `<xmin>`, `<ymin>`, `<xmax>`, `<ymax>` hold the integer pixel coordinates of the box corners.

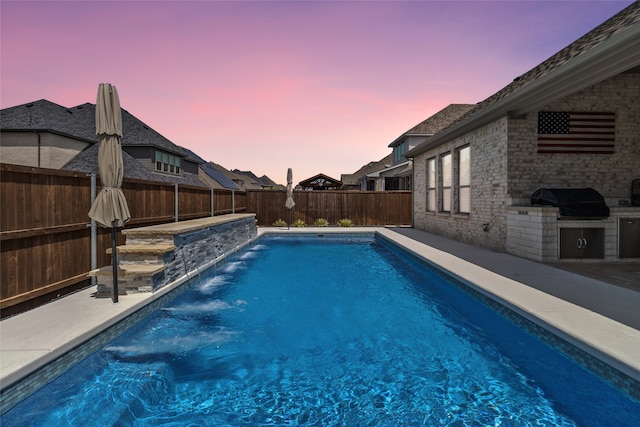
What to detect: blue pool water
<box><xmin>2</xmin><ymin>235</ymin><xmax>639</xmax><ymax>426</ymax></box>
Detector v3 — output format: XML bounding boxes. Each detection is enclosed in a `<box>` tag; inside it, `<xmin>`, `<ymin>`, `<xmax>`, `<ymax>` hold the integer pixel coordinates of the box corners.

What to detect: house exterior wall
<box><xmin>393</xmin><ymin>136</ymin><xmax>426</xmax><ymax>164</ymax></box>
<box><xmin>413</xmin><ymin>117</ymin><xmax>509</xmax><ymax>251</ymax></box>
<box><xmin>124</xmin><ymin>145</ymin><xmax>200</xmax><ymax>179</ymax></box>
<box><xmin>182</xmin><ymin>159</ymin><xmax>199</xmax><ymax>175</ymax></box>
<box><xmin>505</xmin><ymin>73</ymin><xmax>640</xmax><ymax>262</ymax></box>
<box><xmin>0</xmin><ymin>131</ymin><xmax>89</xmax><ymax>169</ymax></box>
<box><xmin>124</xmin><ymin>146</ymin><xmax>155</xmax><ymax>170</ymax></box>
<box><xmin>413</xmin><ymin>73</ymin><xmax>639</xmax><ymax>260</ymax></box>
<box><xmin>506</xmin><ymin>73</ymin><xmax>640</xmax><ymax>205</ymax></box>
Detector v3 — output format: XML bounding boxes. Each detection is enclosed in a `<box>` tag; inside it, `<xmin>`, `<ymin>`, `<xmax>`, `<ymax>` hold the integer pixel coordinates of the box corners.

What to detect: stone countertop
<box><xmin>609</xmin><ymin>206</ymin><xmax>640</xmax><ymax>213</ymax></box>
<box><xmin>122</xmin><ymin>214</ymin><xmax>256</xmax><ymax>237</ymax></box>
<box><xmin>508</xmin><ymin>205</ymin><xmax>640</xmax><ymax>215</ymax></box>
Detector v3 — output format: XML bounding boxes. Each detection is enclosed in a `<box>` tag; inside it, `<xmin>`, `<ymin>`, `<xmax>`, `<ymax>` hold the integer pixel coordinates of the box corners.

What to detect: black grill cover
<box><xmin>530</xmin><ymin>188</ymin><xmax>609</xmax><ymax>218</ymax></box>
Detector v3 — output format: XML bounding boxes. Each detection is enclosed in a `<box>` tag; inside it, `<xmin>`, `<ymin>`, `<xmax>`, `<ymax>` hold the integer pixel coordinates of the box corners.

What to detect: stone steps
<box><xmin>91</xmin><ymin>214</ymin><xmax>257</xmax><ymax>295</ymax></box>
<box><xmin>94</xmin><ymin>243</ymin><xmax>176</xmax><ymax>294</ymax></box>
<box><xmin>105</xmin><ymin>243</ymin><xmax>176</xmax><ymax>255</ymax></box>
<box><xmin>88</xmin><ymin>263</ymin><xmax>166</xmax><ymax>294</ymax></box>
<box><xmin>89</xmin><ymin>264</ymin><xmax>165</xmax><ymax>277</ymax></box>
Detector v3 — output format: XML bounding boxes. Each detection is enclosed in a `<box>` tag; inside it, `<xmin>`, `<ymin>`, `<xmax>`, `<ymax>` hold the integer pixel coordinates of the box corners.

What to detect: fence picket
<box><xmin>1</xmin><ymin>164</ymin><xmax>410</xmax><ymax>315</ymax></box>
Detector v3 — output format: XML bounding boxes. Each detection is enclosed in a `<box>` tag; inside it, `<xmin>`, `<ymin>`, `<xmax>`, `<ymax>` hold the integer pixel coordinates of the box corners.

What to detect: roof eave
<box><xmin>406</xmin><ymin>23</ymin><xmax>640</xmax><ymax>158</ymax></box>
<box><xmin>366</xmin><ymin>160</ymin><xmax>412</xmax><ymax>177</ymax></box>
<box><xmin>1</xmin><ymin>128</ymin><xmax>97</xmax><ymax>145</ymax></box>
<box><xmin>388</xmin><ymin>133</ymin><xmax>433</xmax><ymax>148</ymax></box>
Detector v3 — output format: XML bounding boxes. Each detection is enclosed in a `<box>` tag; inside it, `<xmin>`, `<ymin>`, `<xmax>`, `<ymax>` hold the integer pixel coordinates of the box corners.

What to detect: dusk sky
<box><xmin>1</xmin><ymin>1</ymin><xmax>634</xmax><ymax>185</ymax></box>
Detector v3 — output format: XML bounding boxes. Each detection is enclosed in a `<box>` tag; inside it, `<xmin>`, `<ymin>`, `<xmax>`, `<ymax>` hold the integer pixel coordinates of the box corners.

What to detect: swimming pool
<box><xmin>2</xmin><ymin>234</ymin><xmax>639</xmax><ymax>426</ymax></box>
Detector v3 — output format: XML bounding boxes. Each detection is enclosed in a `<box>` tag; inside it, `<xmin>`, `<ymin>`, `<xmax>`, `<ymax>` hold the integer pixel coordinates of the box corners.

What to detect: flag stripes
<box><xmin>537</xmin><ymin>111</ymin><xmax>615</xmax><ymax>154</ymax></box>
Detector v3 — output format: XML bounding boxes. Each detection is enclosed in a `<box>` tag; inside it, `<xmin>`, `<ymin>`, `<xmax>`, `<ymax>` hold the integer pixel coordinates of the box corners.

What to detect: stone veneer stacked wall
<box><xmin>92</xmin><ymin>214</ymin><xmax>257</xmax><ymax>294</ymax></box>
<box><xmin>412</xmin><ymin>73</ymin><xmax>640</xmax><ymax>262</ymax></box>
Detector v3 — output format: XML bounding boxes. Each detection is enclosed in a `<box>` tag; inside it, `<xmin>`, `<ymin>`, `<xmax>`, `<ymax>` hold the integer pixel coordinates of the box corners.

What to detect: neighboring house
<box><xmin>183</xmin><ymin>149</ymin><xmax>240</xmax><ymax>190</ymax></box>
<box><xmin>1</xmin><ymin>100</ymin><xmax>209</xmax><ymax>187</ymax></box>
<box><xmin>64</xmin><ymin>143</ymin><xmax>205</xmax><ymax>187</ymax></box>
<box><xmin>341</xmin><ymin>154</ymin><xmax>393</xmax><ymax>191</ymax></box>
<box><xmin>367</xmin><ymin>104</ymin><xmax>474</xmax><ymax>191</ymax></box>
<box><xmin>299</xmin><ymin>174</ymin><xmax>343</xmax><ymax>190</ymax></box>
<box><xmin>406</xmin><ymin>2</ymin><xmax>640</xmax><ymax>263</ymax></box>
<box><xmin>0</xmin><ymin>100</ymin><xmax>95</xmax><ymax>168</ymax></box>
<box><xmin>232</xmin><ymin>169</ymin><xmax>281</xmax><ymax>189</ymax></box>
<box><xmin>340</xmin><ymin>104</ymin><xmax>472</xmax><ymax>192</ymax></box>
<box><xmin>208</xmin><ymin>163</ymin><xmax>265</xmax><ymax>190</ymax></box>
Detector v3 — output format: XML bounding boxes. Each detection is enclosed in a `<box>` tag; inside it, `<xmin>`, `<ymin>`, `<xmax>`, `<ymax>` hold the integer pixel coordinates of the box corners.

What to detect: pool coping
<box><xmin>1</xmin><ymin>226</ymin><xmax>638</xmax><ymax>409</ymax></box>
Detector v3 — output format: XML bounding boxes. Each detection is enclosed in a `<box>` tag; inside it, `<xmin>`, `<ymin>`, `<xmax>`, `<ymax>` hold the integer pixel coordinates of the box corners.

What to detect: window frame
<box><xmin>426</xmin><ymin>157</ymin><xmax>436</xmax><ymax>212</ymax></box>
<box><xmin>457</xmin><ymin>145</ymin><xmax>470</xmax><ymax>214</ymax></box>
<box><xmin>155</xmin><ymin>150</ymin><xmax>181</xmax><ymax>175</ymax></box>
<box><xmin>440</xmin><ymin>152</ymin><xmax>452</xmax><ymax>213</ymax></box>
<box><xmin>393</xmin><ymin>142</ymin><xmax>406</xmax><ymax>163</ymax></box>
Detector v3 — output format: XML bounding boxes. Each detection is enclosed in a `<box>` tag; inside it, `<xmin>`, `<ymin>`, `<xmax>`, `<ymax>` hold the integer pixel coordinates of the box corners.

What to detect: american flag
<box><xmin>537</xmin><ymin>111</ymin><xmax>615</xmax><ymax>154</ymax></box>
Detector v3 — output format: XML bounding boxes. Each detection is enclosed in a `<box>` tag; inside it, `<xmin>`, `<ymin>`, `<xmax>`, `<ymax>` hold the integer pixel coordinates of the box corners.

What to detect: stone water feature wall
<box><xmin>92</xmin><ymin>214</ymin><xmax>257</xmax><ymax>294</ymax></box>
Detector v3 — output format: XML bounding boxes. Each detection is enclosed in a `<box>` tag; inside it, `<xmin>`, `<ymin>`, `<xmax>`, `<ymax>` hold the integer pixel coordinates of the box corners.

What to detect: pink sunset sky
<box><xmin>1</xmin><ymin>1</ymin><xmax>634</xmax><ymax>185</ymax></box>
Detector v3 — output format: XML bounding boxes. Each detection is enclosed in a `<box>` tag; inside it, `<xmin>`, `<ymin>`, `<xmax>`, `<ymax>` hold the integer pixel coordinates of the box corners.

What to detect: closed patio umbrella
<box><xmin>285</xmin><ymin>168</ymin><xmax>295</xmax><ymax>229</ymax></box>
<box><xmin>88</xmin><ymin>83</ymin><xmax>130</xmax><ymax>303</ymax></box>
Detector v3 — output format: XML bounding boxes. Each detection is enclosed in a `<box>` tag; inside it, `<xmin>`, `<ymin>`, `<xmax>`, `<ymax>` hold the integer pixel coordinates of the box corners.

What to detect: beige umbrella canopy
<box><xmin>88</xmin><ymin>83</ymin><xmax>130</xmax><ymax>302</ymax></box>
<box><xmin>285</xmin><ymin>168</ymin><xmax>295</xmax><ymax>229</ymax></box>
<box><xmin>285</xmin><ymin>168</ymin><xmax>295</xmax><ymax>209</ymax></box>
<box><xmin>88</xmin><ymin>83</ymin><xmax>130</xmax><ymax>228</ymax></box>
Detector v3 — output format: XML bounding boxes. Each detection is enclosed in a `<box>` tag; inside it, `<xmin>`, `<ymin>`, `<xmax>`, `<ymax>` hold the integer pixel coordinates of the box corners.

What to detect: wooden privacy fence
<box><xmin>1</xmin><ymin>164</ymin><xmax>411</xmax><ymax>316</ymax></box>
<box><xmin>246</xmin><ymin>190</ymin><xmax>412</xmax><ymax>226</ymax></box>
<box><xmin>0</xmin><ymin>164</ymin><xmax>245</xmax><ymax>315</ymax></box>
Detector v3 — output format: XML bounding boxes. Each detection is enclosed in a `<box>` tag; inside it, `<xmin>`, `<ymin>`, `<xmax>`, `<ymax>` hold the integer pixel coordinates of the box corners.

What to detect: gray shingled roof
<box><xmin>0</xmin><ymin>99</ymin><xmax>96</xmax><ymax>142</ymax></box>
<box><xmin>389</xmin><ymin>104</ymin><xmax>474</xmax><ymax>147</ymax></box>
<box><xmin>63</xmin><ymin>143</ymin><xmax>208</xmax><ymax>187</ymax></box>
<box><xmin>2</xmin><ymin>98</ymin><xmax>211</xmax><ymax>188</ymax></box>
<box><xmin>341</xmin><ymin>154</ymin><xmax>393</xmax><ymax>186</ymax></box>
<box><xmin>232</xmin><ymin>170</ymin><xmax>279</xmax><ymax>188</ymax></box>
<box><xmin>70</xmin><ymin>103</ymin><xmax>202</xmax><ymax>163</ymax></box>
<box><xmin>182</xmin><ymin>148</ymin><xmax>240</xmax><ymax>190</ymax></box>
<box><xmin>209</xmin><ymin>162</ymin><xmax>264</xmax><ymax>190</ymax></box>
<box><xmin>407</xmin><ymin>1</ymin><xmax>640</xmax><ymax>157</ymax></box>
<box><xmin>1</xmin><ymin>99</ymin><xmax>203</xmax><ymax>165</ymax></box>
<box><xmin>199</xmin><ymin>162</ymin><xmax>240</xmax><ymax>190</ymax></box>
<box><xmin>455</xmin><ymin>1</ymin><xmax>640</xmax><ymax>126</ymax></box>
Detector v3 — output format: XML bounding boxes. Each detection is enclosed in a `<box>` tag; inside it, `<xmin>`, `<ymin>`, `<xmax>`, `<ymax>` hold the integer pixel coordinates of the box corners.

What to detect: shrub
<box><xmin>272</xmin><ymin>219</ymin><xmax>287</xmax><ymax>227</ymax></box>
<box><xmin>337</xmin><ymin>218</ymin><xmax>353</xmax><ymax>227</ymax></box>
<box><xmin>313</xmin><ymin>218</ymin><xmax>329</xmax><ymax>227</ymax></box>
<box><xmin>292</xmin><ymin>219</ymin><xmax>306</xmax><ymax>227</ymax></box>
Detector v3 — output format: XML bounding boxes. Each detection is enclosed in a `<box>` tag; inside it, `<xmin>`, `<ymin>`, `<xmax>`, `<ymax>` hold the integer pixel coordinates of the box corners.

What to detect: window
<box><xmin>393</xmin><ymin>142</ymin><xmax>406</xmax><ymax>163</ymax></box>
<box><xmin>440</xmin><ymin>153</ymin><xmax>451</xmax><ymax>212</ymax></box>
<box><xmin>426</xmin><ymin>158</ymin><xmax>436</xmax><ymax>211</ymax></box>
<box><xmin>155</xmin><ymin>151</ymin><xmax>181</xmax><ymax>174</ymax></box>
<box><xmin>458</xmin><ymin>146</ymin><xmax>470</xmax><ymax>213</ymax></box>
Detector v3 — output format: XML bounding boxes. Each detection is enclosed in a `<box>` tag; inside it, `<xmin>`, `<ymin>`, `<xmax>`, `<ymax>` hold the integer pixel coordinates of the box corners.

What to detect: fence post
<box><xmin>174</xmin><ymin>183</ymin><xmax>179</xmax><ymax>222</ymax></box>
<box><xmin>89</xmin><ymin>173</ymin><xmax>97</xmax><ymax>286</ymax></box>
<box><xmin>211</xmin><ymin>187</ymin><xmax>216</xmax><ymax>216</ymax></box>
<box><xmin>232</xmin><ymin>189</ymin><xmax>235</xmax><ymax>213</ymax></box>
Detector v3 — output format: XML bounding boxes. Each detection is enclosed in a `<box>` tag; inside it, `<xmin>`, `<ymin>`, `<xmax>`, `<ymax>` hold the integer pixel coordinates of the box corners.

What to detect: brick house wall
<box><xmin>413</xmin><ymin>73</ymin><xmax>640</xmax><ymax>257</ymax></box>
<box><xmin>0</xmin><ymin>131</ymin><xmax>90</xmax><ymax>169</ymax></box>
<box><xmin>507</xmin><ymin>73</ymin><xmax>640</xmax><ymax>204</ymax></box>
<box><xmin>413</xmin><ymin>117</ymin><xmax>509</xmax><ymax>252</ymax></box>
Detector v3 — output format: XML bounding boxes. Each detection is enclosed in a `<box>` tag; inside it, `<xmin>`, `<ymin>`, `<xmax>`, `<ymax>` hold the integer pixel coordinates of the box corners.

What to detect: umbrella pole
<box><xmin>111</xmin><ymin>221</ymin><xmax>119</xmax><ymax>303</ymax></box>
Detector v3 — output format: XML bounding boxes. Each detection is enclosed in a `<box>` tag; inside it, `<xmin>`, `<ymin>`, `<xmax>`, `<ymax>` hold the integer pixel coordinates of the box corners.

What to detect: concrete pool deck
<box><xmin>1</xmin><ymin>226</ymin><xmax>639</xmax><ymax>403</ymax></box>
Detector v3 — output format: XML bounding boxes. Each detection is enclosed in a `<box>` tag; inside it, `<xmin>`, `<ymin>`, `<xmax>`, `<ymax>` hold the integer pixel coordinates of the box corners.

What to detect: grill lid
<box><xmin>530</xmin><ymin>188</ymin><xmax>610</xmax><ymax>218</ymax></box>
